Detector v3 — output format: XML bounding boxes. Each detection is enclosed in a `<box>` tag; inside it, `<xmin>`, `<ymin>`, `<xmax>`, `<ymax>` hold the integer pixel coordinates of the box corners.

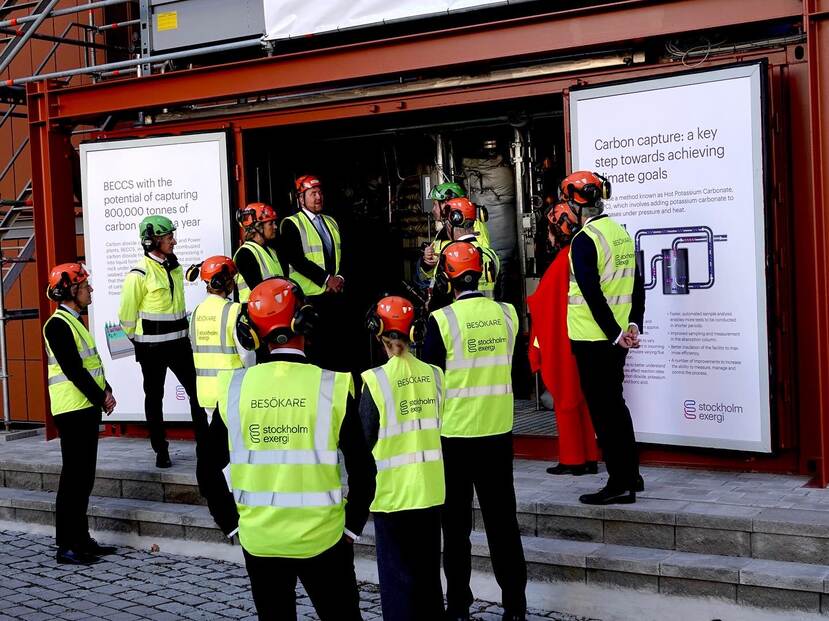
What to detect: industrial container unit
<box><xmin>19</xmin><ymin>0</ymin><xmax>829</xmax><ymax>486</ymax></box>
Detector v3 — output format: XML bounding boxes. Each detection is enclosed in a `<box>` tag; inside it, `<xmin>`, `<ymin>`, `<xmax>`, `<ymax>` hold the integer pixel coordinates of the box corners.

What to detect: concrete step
<box><xmin>5</xmin><ymin>455</ymin><xmax>829</xmax><ymax>567</ymax></box>
<box><xmin>2</xmin><ymin>486</ymin><xmax>829</xmax><ymax>617</ymax></box>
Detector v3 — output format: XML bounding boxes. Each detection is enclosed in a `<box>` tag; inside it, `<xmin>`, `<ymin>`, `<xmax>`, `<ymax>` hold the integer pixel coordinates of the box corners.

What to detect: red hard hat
<box><xmin>238</xmin><ymin>202</ymin><xmax>277</xmax><ymax>229</ymax></box>
<box><xmin>444</xmin><ymin>197</ymin><xmax>477</xmax><ymax>227</ymax></box>
<box><xmin>374</xmin><ymin>296</ymin><xmax>416</xmax><ymax>338</ymax></box>
<box><xmin>548</xmin><ymin>201</ymin><xmax>580</xmax><ymax>239</ymax></box>
<box><xmin>441</xmin><ymin>241</ymin><xmax>483</xmax><ymax>279</ymax></box>
<box><xmin>559</xmin><ymin>171</ymin><xmax>611</xmax><ymax>205</ymax></box>
<box><xmin>295</xmin><ymin>175</ymin><xmax>321</xmax><ymax>193</ymax></box>
<box><xmin>247</xmin><ymin>278</ymin><xmax>302</xmax><ymax>340</ymax></box>
<box><xmin>200</xmin><ymin>255</ymin><xmax>237</xmax><ymax>283</ymax></box>
<box><xmin>48</xmin><ymin>262</ymin><xmax>88</xmax><ymax>289</ymax></box>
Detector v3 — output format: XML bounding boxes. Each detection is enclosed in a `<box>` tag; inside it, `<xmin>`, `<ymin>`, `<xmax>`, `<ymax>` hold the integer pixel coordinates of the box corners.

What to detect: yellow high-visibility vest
<box><xmin>43</xmin><ymin>309</ymin><xmax>106</xmax><ymax>415</ymax></box>
<box><xmin>233</xmin><ymin>241</ymin><xmax>283</xmax><ymax>302</ymax></box>
<box><xmin>280</xmin><ymin>212</ymin><xmax>341</xmax><ymax>297</ymax></box>
<box><xmin>190</xmin><ymin>295</ymin><xmax>243</xmax><ymax>409</ymax></box>
<box><xmin>567</xmin><ymin>217</ymin><xmax>636</xmax><ymax>341</ymax></box>
<box><xmin>118</xmin><ymin>256</ymin><xmax>188</xmax><ymax>345</ymax></box>
<box><xmin>361</xmin><ymin>352</ymin><xmax>445</xmax><ymax>513</ymax></box>
<box><xmin>217</xmin><ymin>362</ymin><xmax>353</xmax><ymax>558</ymax></box>
<box><xmin>430</xmin><ymin>296</ymin><xmax>517</xmax><ymax>437</ymax></box>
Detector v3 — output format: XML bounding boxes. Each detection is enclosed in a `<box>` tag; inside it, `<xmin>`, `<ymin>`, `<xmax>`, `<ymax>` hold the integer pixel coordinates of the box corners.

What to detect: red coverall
<box><xmin>527</xmin><ymin>246</ymin><xmax>600</xmax><ymax>466</ymax></box>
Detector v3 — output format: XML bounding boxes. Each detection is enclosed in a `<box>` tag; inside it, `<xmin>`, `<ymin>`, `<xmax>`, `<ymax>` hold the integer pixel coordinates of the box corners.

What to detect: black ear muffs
<box><xmin>46</xmin><ymin>272</ymin><xmax>73</xmax><ymax>302</ymax></box>
<box><xmin>482</xmin><ymin>248</ymin><xmax>496</xmax><ymax>284</ymax></box>
<box><xmin>434</xmin><ymin>254</ymin><xmax>452</xmax><ymax>295</ymax></box>
<box><xmin>185</xmin><ymin>263</ymin><xmax>202</xmax><ymax>283</ymax></box>
<box><xmin>235</xmin><ymin>304</ymin><xmax>261</xmax><ymax>351</ymax></box>
<box><xmin>410</xmin><ymin>317</ymin><xmax>427</xmax><ymax>344</ymax></box>
<box><xmin>365</xmin><ymin>308</ymin><xmax>383</xmax><ymax>337</ymax></box>
<box><xmin>478</xmin><ymin>205</ymin><xmax>489</xmax><ymax>223</ymax></box>
<box><xmin>141</xmin><ymin>223</ymin><xmax>157</xmax><ymax>252</ymax></box>
<box><xmin>208</xmin><ymin>265</ymin><xmax>232</xmax><ymax>291</ymax></box>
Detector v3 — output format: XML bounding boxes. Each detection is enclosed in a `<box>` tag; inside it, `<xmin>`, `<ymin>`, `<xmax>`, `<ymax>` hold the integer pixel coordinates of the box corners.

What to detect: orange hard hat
<box><xmin>200</xmin><ymin>255</ymin><xmax>237</xmax><ymax>283</ymax></box>
<box><xmin>444</xmin><ymin>197</ymin><xmax>477</xmax><ymax>228</ymax></box>
<box><xmin>237</xmin><ymin>202</ymin><xmax>277</xmax><ymax>229</ymax></box>
<box><xmin>368</xmin><ymin>296</ymin><xmax>416</xmax><ymax>339</ymax></box>
<box><xmin>47</xmin><ymin>262</ymin><xmax>89</xmax><ymax>301</ymax></box>
<box><xmin>246</xmin><ymin>277</ymin><xmax>315</xmax><ymax>344</ymax></box>
<box><xmin>559</xmin><ymin>171</ymin><xmax>611</xmax><ymax>205</ymax></box>
<box><xmin>441</xmin><ymin>241</ymin><xmax>483</xmax><ymax>279</ymax></box>
<box><xmin>547</xmin><ymin>201</ymin><xmax>580</xmax><ymax>240</ymax></box>
<box><xmin>295</xmin><ymin>175</ymin><xmax>321</xmax><ymax>193</ymax></box>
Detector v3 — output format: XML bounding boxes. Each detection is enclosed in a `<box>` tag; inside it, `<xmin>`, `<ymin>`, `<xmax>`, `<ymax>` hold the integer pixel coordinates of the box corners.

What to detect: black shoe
<box><xmin>156</xmin><ymin>451</ymin><xmax>172</xmax><ymax>468</ymax></box>
<box><xmin>502</xmin><ymin>612</ymin><xmax>526</xmax><ymax>621</ymax></box>
<box><xmin>56</xmin><ymin>548</ymin><xmax>100</xmax><ymax>565</ymax></box>
<box><xmin>635</xmin><ymin>474</ymin><xmax>644</xmax><ymax>492</ymax></box>
<box><xmin>444</xmin><ymin>611</ymin><xmax>470</xmax><ymax>621</ymax></box>
<box><xmin>546</xmin><ymin>463</ymin><xmax>587</xmax><ymax>476</ymax></box>
<box><xmin>579</xmin><ymin>486</ymin><xmax>636</xmax><ymax>505</ymax></box>
<box><xmin>585</xmin><ymin>461</ymin><xmax>599</xmax><ymax>474</ymax></box>
<box><xmin>81</xmin><ymin>538</ymin><xmax>118</xmax><ymax>556</ymax></box>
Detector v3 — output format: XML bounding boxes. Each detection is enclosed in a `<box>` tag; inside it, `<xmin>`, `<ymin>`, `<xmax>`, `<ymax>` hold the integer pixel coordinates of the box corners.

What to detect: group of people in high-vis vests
<box><xmin>40</xmin><ymin>169</ymin><xmax>644</xmax><ymax>618</ymax></box>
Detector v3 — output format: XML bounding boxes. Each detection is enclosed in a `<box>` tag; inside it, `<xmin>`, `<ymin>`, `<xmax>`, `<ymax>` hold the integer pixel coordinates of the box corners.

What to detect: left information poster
<box><xmin>80</xmin><ymin>133</ymin><xmax>233</xmax><ymax>421</ymax></box>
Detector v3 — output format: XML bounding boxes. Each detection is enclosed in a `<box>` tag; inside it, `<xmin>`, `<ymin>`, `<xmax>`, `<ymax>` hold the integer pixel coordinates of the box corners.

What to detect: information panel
<box><xmin>80</xmin><ymin>133</ymin><xmax>232</xmax><ymax>422</ymax></box>
<box><xmin>569</xmin><ymin>63</ymin><xmax>771</xmax><ymax>452</ymax></box>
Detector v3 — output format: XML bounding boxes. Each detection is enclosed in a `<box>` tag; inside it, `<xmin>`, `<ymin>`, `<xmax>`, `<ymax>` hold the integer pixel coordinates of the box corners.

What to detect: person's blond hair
<box><xmin>381</xmin><ymin>335</ymin><xmax>408</xmax><ymax>357</ymax></box>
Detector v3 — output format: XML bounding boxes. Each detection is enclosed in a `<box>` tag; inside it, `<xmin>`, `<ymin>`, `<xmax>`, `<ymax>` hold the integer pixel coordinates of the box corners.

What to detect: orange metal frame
<box><xmin>26</xmin><ymin>0</ymin><xmax>829</xmax><ymax>484</ymax></box>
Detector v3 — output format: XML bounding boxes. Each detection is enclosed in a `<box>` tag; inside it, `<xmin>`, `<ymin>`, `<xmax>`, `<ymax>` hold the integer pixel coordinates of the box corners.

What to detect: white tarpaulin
<box><xmin>569</xmin><ymin>62</ymin><xmax>771</xmax><ymax>452</ymax></box>
<box><xmin>80</xmin><ymin>133</ymin><xmax>233</xmax><ymax>422</ymax></box>
<box><xmin>264</xmin><ymin>0</ymin><xmax>522</xmax><ymax>41</ymax></box>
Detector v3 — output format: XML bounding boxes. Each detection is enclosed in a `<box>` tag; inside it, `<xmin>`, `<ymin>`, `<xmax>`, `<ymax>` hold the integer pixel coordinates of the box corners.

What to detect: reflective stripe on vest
<box><xmin>282</xmin><ymin>213</ymin><xmax>341</xmax><ymax>297</ymax></box>
<box><xmin>234</xmin><ymin>242</ymin><xmax>283</xmax><ymax>302</ymax></box>
<box><xmin>219</xmin><ymin>362</ymin><xmax>349</xmax><ymax>558</ymax></box>
<box><xmin>43</xmin><ymin>309</ymin><xmax>106</xmax><ymax>415</ymax></box>
<box><xmin>567</xmin><ymin>218</ymin><xmax>636</xmax><ymax>341</ymax></box>
<box><xmin>361</xmin><ymin>353</ymin><xmax>445</xmax><ymax>512</ymax></box>
<box><xmin>431</xmin><ymin>297</ymin><xmax>516</xmax><ymax>438</ymax></box>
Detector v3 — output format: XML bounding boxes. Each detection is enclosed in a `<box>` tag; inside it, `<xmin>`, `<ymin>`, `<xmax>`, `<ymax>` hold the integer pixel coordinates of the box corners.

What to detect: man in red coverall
<box><xmin>527</xmin><ymin>202</ymin><xmax>600</xmax><ymax>475</ymax></box>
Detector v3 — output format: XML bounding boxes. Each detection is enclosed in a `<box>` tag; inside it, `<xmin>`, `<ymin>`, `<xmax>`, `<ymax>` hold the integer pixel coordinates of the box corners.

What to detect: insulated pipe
<box><xmin>512</xmin><ymin>126</ymin><xmax>528</xmax><ymax>331</ymax></box>
<box><xmin>7</xmin><ymin>36</ymin><xmax>263</xmax><ymax>85</ymax></box>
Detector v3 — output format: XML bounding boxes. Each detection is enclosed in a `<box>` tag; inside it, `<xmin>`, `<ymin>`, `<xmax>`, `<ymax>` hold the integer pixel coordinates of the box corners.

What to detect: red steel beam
<box><xmin>48</xmin><ymin>0</ymin><xmax>802</xmax><ymax>122</ymax></box>
<box><xmin>27</xmin><ymin>81</ymin><xmax>80</xmax><ymax>440</ymax></box>
<box><xmin>802</xmin><ymin>0</ymin><xmax>829</xmax><ymax>485</ymax></box>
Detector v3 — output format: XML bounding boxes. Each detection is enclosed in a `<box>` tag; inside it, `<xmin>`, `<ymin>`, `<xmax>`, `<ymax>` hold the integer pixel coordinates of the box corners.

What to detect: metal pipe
<box><xmin>512</xmin><ymin>126</ymin><xmax>529</xmax><ymax>332</ymax></box>
<box><xmin>0</xmin><ymin>26</ymin><xmax>116</xmax><ymax>50</ymax></box>
<box><xmin>97</xmin><ymin>66</ymin><xmax>137</xmax><ymax>79</ymax></box>
<box><xmin>8</xmin><ymin>37</ymin><xmax>263</xmax><ymax>85</ymax></box>
<box><xmin>0</xmin><ymin>0</ymin><xmax>60</xmax><ymax>75</ymax></box>
<box><xmin>95</xmin><ymin>18</ymin><xmax>139</xmax><ymax>32</ymax></box>
<box><xmin>435</xmin><ymin>133</ymin><xmax>445</xmax><ymax>183</ymax></box>
<box><xmin>0</xmin><ymin>0</ymin><xmax>129</xmax><ymax>29</ymax></box>
<box><xmin>0</xmin><ymin>260</ymin><xmax>9</xmax><ymax>431</ymax></box>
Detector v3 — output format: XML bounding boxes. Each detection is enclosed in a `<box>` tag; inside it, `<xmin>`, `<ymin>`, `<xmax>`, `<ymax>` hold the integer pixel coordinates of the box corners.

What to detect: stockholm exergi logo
<box><xmin>683</xmin><ymin>400</ymin><xmax>697</xmax><ymax>420</ymax></box>
<box><xmin>249</xmin><ymin>423</ymin><xmax>261</xmax><ymax>443</ymax></box>
<box><xmin>467</xmin><ymin>339</ymin><xmax>478</xmax><ymax>353</ymax></box>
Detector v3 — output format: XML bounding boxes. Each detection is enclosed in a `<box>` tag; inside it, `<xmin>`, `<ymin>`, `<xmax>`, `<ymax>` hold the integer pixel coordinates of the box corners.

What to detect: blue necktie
<box><xmin>313</xmin><ymin>215</ymin><xmax>333</xmax><ymax>258</ymax></box>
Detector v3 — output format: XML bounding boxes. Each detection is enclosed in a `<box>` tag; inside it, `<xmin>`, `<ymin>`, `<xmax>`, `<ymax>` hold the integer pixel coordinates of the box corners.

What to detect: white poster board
<box><xmin>80</xmin><ymin>133</ymin><xmax>233</xmax><ymax>422</ymax></box>
<box><xmin>264</xmin><ymin>0</ymin><xmax>513</xmax><ymax>40</ymax></box>
<box><xmin>569</xmin><ymin>63</ymin><xmax>771</xmax><ymax>452</ymax></box>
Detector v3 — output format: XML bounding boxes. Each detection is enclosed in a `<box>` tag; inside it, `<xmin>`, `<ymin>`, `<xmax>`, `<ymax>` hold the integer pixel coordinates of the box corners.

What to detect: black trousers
<box><xmin>305</xmin><ymin>293</ymin><xmax>348</xmax><ymax>372</ymax></box>
<box><xmin>572</xmin><ymin>340</ymin><xmax>640</xmax><ymax>491</ymax></box>
<box><xmin>242</xmin><ymin>539</ymin><xmax>362</xmax><ymax>621</ymax></box>
<box><xmin>54</xmin><ymin>407</ymin><xmax>101</xmax><ymax>549</ymax></box>
<box><xmin>374</xmin><ymin>506</ymin><xmax>444</xmax><ymax>621</ymax></box>
<box><xmin>442</xmin><ymin>432</ymin><xmax>527</xmax><ymax>616</ymax></box>
<box><xmin>136</xmin><ymin>339</ymin><xmax>208</xmax><ymax>454</ymax></box>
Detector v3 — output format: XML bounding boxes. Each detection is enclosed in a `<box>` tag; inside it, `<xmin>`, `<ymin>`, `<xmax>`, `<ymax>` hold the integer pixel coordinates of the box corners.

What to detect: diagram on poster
<box><xmin>80</xmin><ymin>133</ymin><xmax>232</xmax><ymax>422</ymax></box>
<box><xmin>569</xmin><ymin>63</ymin><xmax>771</xmax><ymax>452</ymax></box>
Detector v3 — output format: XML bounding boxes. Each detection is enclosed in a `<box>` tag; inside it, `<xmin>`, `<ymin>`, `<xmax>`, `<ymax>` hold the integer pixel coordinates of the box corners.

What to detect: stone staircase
<box><xmin>2</xmin><ymin>436</ymin><xmax>829</xmax><ymax>620</ymax></box>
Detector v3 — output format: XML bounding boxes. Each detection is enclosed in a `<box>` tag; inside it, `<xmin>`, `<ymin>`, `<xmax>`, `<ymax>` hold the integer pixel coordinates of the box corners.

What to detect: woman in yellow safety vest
<box><xmin>360</xmin><ymin>296</ymin><xmax>446</xmax><ymax>621</ymax></box>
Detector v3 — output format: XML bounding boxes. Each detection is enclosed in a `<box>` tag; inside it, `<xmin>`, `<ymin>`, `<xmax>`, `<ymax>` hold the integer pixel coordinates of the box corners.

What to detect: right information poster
<box><xmin>569</xmin><ymin>62</ymin><xmax>771</xmax><ymax>452</ymax></box>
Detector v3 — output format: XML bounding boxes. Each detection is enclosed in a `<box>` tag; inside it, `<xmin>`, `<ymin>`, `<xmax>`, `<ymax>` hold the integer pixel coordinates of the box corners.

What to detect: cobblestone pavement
<box><xmin>0</xmin><ymin>529</ymin><xmax>595</xmax><ymax>621</ymax></box>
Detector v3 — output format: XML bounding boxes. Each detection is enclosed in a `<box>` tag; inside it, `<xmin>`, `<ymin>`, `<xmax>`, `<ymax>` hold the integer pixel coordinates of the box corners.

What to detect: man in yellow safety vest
<box><xmin>423</xmin><ymin>241</ymin><xmax>527</xmax><ymax>621</ymax></box>
<box><xmin>207</xmin><ymin>277</ymin><xmax>375</xmax><ymax>620</ymax></box>
<box><xmin>562</xmin><ymin>171</ymin><xmax>645</xmax><ymax>505</ymax></box>
<box><xmin>43</xmin><ymin>263</ymin><xmax>118</xmax><ymax>565</ymax></box>
<box><xmin>118</xmin><ymin>215</ymin><xmax>207</xmax><ymax>468</ymax></box>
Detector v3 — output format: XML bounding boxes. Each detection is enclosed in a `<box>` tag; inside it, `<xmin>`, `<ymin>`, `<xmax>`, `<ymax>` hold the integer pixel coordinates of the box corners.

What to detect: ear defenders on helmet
<box><xmin>236</xmin><ymin>281</ymin><xmax>319</xmax><ymax>349</ymax></box>
<box><xmin>566</xmin><ymin>173</ymin><xmax>612</xmax><ymax>204</ymax></box>
<box><xmin>434</xmin><ymin>247</ymin><xmax>488</xmax><ymax>294</ymax></box>
<box><xmin>186</xmin><ymin>262</ymin><xmax>232</xmax><ymax>290</ymax></box>
<box><xmin>46</xmin><ymin>272</ymin><xmax>73</xmax><ymax>302</ymax></box>
<box><xmin>365</xmin><ymin>307</ymin><xmax>427</xmax><ymax>344</ymax></box>
<box><xmin>185</xmin><ymin>263</ymin><xmax>202</xmax><ymax>283</ymax></box>
<box><xmin>270</xmin><ymin>303</ymin><xmax>318</xmax><ymax>345</ymax></box>
<box><xmin>235</xmin><ymin>304</ymin><xmax>261</xmax><ymax>351</ymax></box>
<box><xmin>141</xmin><ymin>223</ymin><xmax>157</xmax><ymax>251</ymax></box>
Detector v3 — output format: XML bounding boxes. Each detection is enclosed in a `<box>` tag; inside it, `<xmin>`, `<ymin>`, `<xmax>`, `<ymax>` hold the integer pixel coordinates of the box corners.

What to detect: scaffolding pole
<box><xmin>0</xmin><ymin>0</ymin><xmax>60</xmax><ymax>75</ymax></box>
<box><xmin>0</xmin><ymin>0</ymin><xmax>130</xmax><ymax>29</ymax></box>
